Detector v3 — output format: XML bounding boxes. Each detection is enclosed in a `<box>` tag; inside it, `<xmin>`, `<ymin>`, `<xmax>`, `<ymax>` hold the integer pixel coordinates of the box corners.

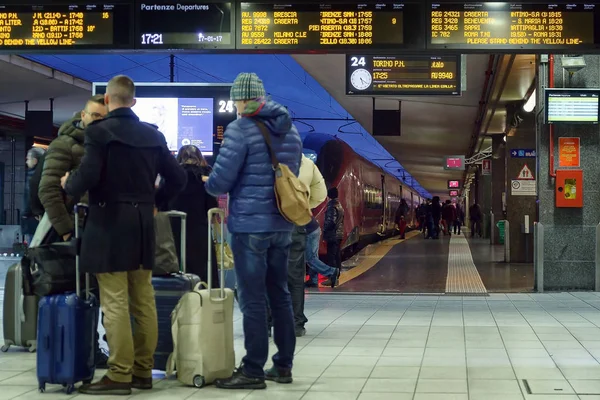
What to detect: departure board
<box><xmin>0</xmin><ymin>2</ymin><xmax>132</xmax><ymax>50</ymax></box>
<box><xmin>429</xmin><ymin>2</ymin><xmax>600</xmax><ymax>50</ymax></box>
<box><xmin>346</xmin><ymin>55</ymin><xmax>460</xmax><ymax>96</ymax></box>
<box><xmin>237</xmin><ymin>2</ymin><xmax>424</xmax><ymax>51</ymax></box>
<box><xmin>136</xmin><ymin>1</ymin><xmax>235</xmax><ymax>49</ymax></box>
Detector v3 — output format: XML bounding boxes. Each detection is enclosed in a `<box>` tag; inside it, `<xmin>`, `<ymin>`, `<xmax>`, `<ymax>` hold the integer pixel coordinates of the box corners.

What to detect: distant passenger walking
<box><xmin>454</xmin><ymin>204</ymin><xmax>464</xmax><ymax>235</ymax></box>
<box><xmin>469</xmin><ymin>203</ymin><xmax>483</xmax><ymax>238</ymax></box>
<box><xmin>22</xmin><ymin>147</ymin><xmax>45</xmax><ymax>244</ymax></box>
<box><xmin>205</xmin><ymin>72</ymin><xmax>302</xmax><ymax>390</ymax></box>
<box><xmin>63</xmin><ymin>75</ymin><xmax>186</xmax><ymax>395</ymax></box>
<box><xmin>395</xmin><ymin>199</ymin><xmax>409</xmax><ymax>239</ymax></box>
<box><xmin>442</xmin><ymin>200</ymin><xmax>456</xmax><ymax>236</ymax></box>
<box><xmin>324</xmin><ymin>187</ymin><xmax>344</xmax><ymax>270</ymax></box>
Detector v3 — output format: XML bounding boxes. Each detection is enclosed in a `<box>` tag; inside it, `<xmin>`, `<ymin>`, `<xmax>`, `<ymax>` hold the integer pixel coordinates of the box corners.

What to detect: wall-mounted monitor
<box><xmin>546</xmin><ymin>88</ymin><xmax>599</xmax><ymax>124</ymax></box>
<box><xmin>448</xmin><ymin>180</ymin><xmax>460</xmax><ymax>189</ymax></box>
<box><xmin>449</xmin><ymin>190</ymin><xmax>459</xmax><ymax>197</ymax></box>
<box><xmin>444</xmin><ymin>155</ymin><xmax>465</xmax><ymax>170</ymax></box>
<box><xmin>92</xmin><ymin>83</ymin><xmax>236</xmax><ymax>157</ymax></box>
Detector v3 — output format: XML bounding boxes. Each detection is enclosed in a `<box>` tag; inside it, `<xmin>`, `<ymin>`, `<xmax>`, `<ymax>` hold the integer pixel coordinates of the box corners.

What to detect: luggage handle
<box><xmin>207</xmin><ymin>208</ymin><xmax>226</xmax><ymax>300</ymax></box>
<box><xmin>166</xmin><ymin>211</ymin><xmax>187</xmax><ymax>273</ymax></box>
<box><xmin>74</xmin><ymin>203</ymin><xmax>90</xmax><ymax>300</ymax></box>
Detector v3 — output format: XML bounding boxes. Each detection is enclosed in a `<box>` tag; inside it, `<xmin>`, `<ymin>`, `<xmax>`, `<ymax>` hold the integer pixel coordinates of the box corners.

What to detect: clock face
<box><xmin>350</xmin><ymin>69</ymin><xmax>372</xmax><ymax>91</ymax></box>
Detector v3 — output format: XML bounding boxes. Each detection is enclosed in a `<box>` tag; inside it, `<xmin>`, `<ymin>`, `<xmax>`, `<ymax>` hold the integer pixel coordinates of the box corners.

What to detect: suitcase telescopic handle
<box><xmin>166</xmin><ymin>211</ymin><xmax>187</xmax><ymax>273</ymax></box>
<box><xmin>208</xmin><ymin>208</ymin><xmax>226</xmax><ymax>300</ymax></box>
<box><xmin>74</xmin><ymin>203</ymin><xmax>90</xmax><ymax>300</ymax></box>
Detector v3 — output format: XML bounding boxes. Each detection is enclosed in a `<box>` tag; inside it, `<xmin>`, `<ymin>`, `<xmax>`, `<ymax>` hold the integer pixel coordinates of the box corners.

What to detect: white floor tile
<box><xmin>362</xmin><ymin>378</ymin><xmax>417</xmax><ymax>393</ymax></box>
<box><xmin>416</xmin><ymin>378</ymin><xmax>468</xmax><ymax>393</ymax></box>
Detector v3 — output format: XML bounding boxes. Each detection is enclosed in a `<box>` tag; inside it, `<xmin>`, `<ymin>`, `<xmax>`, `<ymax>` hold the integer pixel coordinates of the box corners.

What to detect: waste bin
<box><xmin>496</xmin><ymin>220</ymin><xmax>506</xmax><ymax>245</ymax></box>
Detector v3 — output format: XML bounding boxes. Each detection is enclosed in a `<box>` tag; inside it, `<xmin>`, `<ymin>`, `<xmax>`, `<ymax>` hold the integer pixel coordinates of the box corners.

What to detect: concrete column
<box><xmin>506</xmin><ymin>102</ymin><xmax>537</xmax><ymax>263</ymax></box>
<box><xmin>538</xmin><ymin>55</ymin><xmax>600</xmax><ymax>290</ymax></box>
<box><xmin>491</xmin><ymin>135</ymin><xmax>506</xmax><ymax>244</ymax></box>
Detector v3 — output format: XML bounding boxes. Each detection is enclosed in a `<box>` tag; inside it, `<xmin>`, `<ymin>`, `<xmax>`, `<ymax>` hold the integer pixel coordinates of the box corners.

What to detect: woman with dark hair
<box><xmin>158</xmin><ymin>145</ymin><xmax>219</xmax><ymax>286</ymax></box>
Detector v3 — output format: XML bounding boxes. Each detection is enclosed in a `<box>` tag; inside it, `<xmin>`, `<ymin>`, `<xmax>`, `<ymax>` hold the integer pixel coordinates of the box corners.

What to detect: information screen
<box><xmin>546</xmin><ymin>89</ymin><xmax>599</xmax><ymax>124</ymax></box>
<box><xmin>444</xmin><ymin>155</ymin><xmax>465</xmax><ymax>170</ymax></box>
<box><xmin>0</xmin><ymin>1</ymin><xmax>132</xmax><ymax>50</ymax></box>
<box><xmin>346</xmin><ymin>54</ymin><xmax>460</xmax><ymax>96</ymax></box>
<box><xmin>136</xmin><ymin>1</ymin><xmax>235</xmax><ymax>49</ymax></box>
<box><xmin>449</xmin><ymin>190</ymin><xmax>459</xmax><ymax>197</ymax></box>
<box><xmin>448</xmin><ymin>180</ymin><xmax>460</xmax><ymax>189</ymax></box>
<box><xmin>429</xmin><ymin>2</ymin><xmax>600</xmax><ymax>50</ymax></box>
<box><xmin>237</xmin><ymin>2</ymin><xmax>424</xmax><ymax>51</ymax></box>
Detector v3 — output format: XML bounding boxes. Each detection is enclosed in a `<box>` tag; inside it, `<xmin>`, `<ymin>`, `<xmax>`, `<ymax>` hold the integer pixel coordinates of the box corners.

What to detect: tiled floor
<box><xmin>5</xmin><ymin>293</ymin><xmax>600</xmax><ymax>399</ymax></box>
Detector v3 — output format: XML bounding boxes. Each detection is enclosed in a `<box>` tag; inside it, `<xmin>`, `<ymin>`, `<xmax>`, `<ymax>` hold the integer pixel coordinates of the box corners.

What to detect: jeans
<box><xmin>306</xmin><ymin>228</ymin><xmax>337</xmax><ymax>285</ymax></box>
<box><xmin>232</xmin><ymin>232</ymin><xmax>296</xmax><ymax>378</ymax></box>
<box><xmin>327</xmin><ymin>240</ymin><xmax>342</xmax><ymax>270</ymax></box>
<box><xmin>288</xmin><ymin>227</ymin><xmax>308</xmax><ymax>330</ymax></box>
<box><xmin>453</xmin><ymin>219</ymin><xmax>462</xmax><ymax>234</ymax></box>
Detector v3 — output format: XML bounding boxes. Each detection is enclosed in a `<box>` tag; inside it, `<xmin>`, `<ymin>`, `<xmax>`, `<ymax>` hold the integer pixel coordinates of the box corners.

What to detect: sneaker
<box><xmin>330</xmin><ymin>269</ymin><xmax>341</xmax><ymax>288</ymax></box>
<box><xmin>131</xmin><ymin>375</ymin><xmax>153</xmax><ymax>390</ymax></box>
<box><xmin>304</xmin><ymin>281</ymin><xmax>318</xmax><ymax>288</ymax></box>
<box><xmin>95</xmin><ymin>349</ymin><xmax>109</xmax><ymax>369</ymax></box>
<box><xmin>265</xmin><ymin>366</ymin><xmax>293</xmax><ymax>384</ymax></box>
<box><xmin>295</xmin><ymin>327</ymin><xmax>306</xmax><ymax>337</ymax></box>
<box><xmin>78</xmin><ymin>375</ymin><xmax>132</xmax><ymax>395</ymax></box>
<box><xmin>215</xmin><ymin>368</ymin><xmax>266</xmax><ymax>390</ymax></box>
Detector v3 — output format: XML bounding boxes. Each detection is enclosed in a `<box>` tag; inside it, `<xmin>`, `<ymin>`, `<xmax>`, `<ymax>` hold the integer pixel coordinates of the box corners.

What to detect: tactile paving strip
<box><xmin>446</xmin><ymin>234</ymin><xmax>488</xmax><ymax>294</ymax></box>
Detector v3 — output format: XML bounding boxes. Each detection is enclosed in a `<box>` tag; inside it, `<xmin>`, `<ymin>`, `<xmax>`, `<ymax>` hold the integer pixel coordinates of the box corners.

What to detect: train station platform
<box><xmin>313</xmin><ymin>230</ymin><xmax>534</xmax><ymax>294</ymax></box>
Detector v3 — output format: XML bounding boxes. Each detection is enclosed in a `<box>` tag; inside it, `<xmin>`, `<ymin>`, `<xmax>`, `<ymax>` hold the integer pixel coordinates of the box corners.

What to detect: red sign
<box><xmin>446</xmin><ymin>156</ymin><xmax>464</xmax><ymax>169</ymax></box>
<box><xmin>559</xmin><ymin>137</ymin><xmax>580</xmax><ymax>167</ymax></box>
<box><xmin>517</xmin><ymin>164</ymin><xmax>535</xmax><ymax>180</ymax></box>
<box><xmin>482</xmin><ymin>159</ymin><xmax>491</xmax><ymax>175</ymax></box>
<box><xmin>448</xmin><ymin>180</ymin><xmax>460</xmax><ymax>188</ymax></box>
<box><xmin>449</xmin><ymin>190</ymin><xmax>459</xmax><ymax>197</ymax></box>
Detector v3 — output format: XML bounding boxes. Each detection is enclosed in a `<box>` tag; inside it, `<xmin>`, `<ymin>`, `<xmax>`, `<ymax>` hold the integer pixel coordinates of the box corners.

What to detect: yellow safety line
<box><xmin>334</xmin><ymin>230</ymin><xmax>421</xmax><ymax>286</ymax></box>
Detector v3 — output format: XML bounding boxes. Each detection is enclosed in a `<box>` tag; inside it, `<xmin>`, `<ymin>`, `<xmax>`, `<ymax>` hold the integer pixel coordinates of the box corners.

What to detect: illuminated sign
<box><xmin>448</xmin><ymin>180</ymin><xmax>460</xmax><ymax>189</ymax></box>
<box><xmin>546</xmin><ymin>88</ymin><xmax>600</xmax><ymax>124</ymax></box>
<box><xmin>136</xmin><ymin>1</ymin><xmax>235</xmax><ymax>49</ymax></box>
<box><xmin>0</xmin><ymin>1</ymin><xmax>132</xmax><ymax>50</ymax></box>
<box><xmin>346</xmin><ymin>54</ymin><xmax>460</xmax><ymax>96</ymax></box>
<box><xmin>449</xmin><ymin>190</ymin><xmax>459</xmax><ymax>197</ymax></box>
<box><xmin>444</xmin><ymin>155</ymin><xmax>465</xmax><ymax>170</ymax></box>
<box><xmin>429</xmin><ymin>2</ymin><xmax>600</xmax><ymax>50</ymax></box>
<box><xmin>237</xmin><ymin>2</ymin><xmax>424</xmax><ymax>51</ymax></box>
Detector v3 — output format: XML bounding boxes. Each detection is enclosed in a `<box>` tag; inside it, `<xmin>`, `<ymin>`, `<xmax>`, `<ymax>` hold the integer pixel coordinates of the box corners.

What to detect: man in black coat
<box><xmin>62</xmin><ymin>75</ymin><xmax>186</xmax><ymax>396</ymax></box>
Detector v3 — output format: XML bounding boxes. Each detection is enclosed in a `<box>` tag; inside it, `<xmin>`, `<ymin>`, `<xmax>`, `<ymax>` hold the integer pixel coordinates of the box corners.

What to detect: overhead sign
<box><xmin>559</xmin><ymin>137</ymin><xmax>581</xmax><ymax>167</ymax></box>
<box><xmin>237</xmin><ymin>2</ymin><xmax>424</xmax><ymax>51</ymax></box>
<box><xmin>511</xmin><ymin>180</ymin><xmax>536</xmax><ymax>196</ymax></box>
<box><xmin>448</xmin><ymin>180</ymin><xmax>460</xmax><ymax>189</ymax></box>
<box><xmin>449</xmin><ymin>190</ymin><xmax>459</xmax><ymax>197</ymax></box>
<box><xmin>428</xmin><ymin>2</ymin><xmax>599</xmax><ymax>51</ymax></box>
<box><xmin>444</xmin><ymin>155</ymin><xmax>465</xmax><ymax>170</ymax></box>
<box><xmin>482</xmin><ymin>159</ymin><xmax>491</xmax><ymax>175</ymax></box>
<box><xmin>346</xmin><ymin>55</ymin><xmax>461</xmax><ymax>96</ymax></box>
<box><xmin>136</xmin><ymin>1</ymin><xmax>235</xmax><ymax>49</ymax></box>
<box><xmin>517</xmin><ymin>164</ymin><xmax>534</xmax><ymax>180</ymax></box>
<box><xmin>510</xmin><ymin>149</ymin><xmax>537</xmax><ymax>158</ymax></box>
<box><xmin>0</xmin><ymin>2</ymin><xmax>133</xmax><ymax>50</ymax></box>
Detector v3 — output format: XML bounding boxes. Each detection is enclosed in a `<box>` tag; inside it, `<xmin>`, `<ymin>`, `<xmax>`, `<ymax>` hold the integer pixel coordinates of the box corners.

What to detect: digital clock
<box><xmin>135</xmin><ymin>0</ymin><xmax>235</xmax><ymax>49</ymax></box>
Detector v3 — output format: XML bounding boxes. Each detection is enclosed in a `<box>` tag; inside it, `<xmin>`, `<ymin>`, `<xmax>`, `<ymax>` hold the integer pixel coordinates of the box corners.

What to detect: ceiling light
<box><xmin>523</xmin><ymin>89</ymin><xmax>536</xmax><ymax>113</ymax></box>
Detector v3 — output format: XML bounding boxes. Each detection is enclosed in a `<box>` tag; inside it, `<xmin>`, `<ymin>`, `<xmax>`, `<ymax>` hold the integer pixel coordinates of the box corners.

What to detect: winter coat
<box><xmin>161</xmin><ymin>165</ymin><xmax>219</xmax><ymax>287</ymax></box>
<box><xmin>205</xmin><ymin>100</ymin><xmax>303</xmax><ymax>234</ymax></box>
<box><xmin>299</xmin><ymin>154</ymin><xmax>327</xmax><ymax>208</ymax></box>
<box><xmin>64</xmin><ymin>108</ymin><xmax>186</xmax><ymax>274</ymax></box>
<box><xmin>442</xmin><ymin>204</ymin><xmax>457</xmax><ymax>221</ymax></box>
<box><xmin>38</xmin><ymin>117</ymin><xmax>87</xmax><ymax>237</ymax></box>
<box><xmin>28</xmin><ymin>153</ymin><xmax>46</xmax><ymax>218</ymax></box>
<box><xmin>324</xmin><ymin>199</ymin><xmax>344</xmax><ymax>242</ymax></box>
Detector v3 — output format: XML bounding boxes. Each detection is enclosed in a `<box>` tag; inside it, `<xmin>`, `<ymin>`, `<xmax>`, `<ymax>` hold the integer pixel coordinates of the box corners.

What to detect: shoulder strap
<box><xmin>253</xmin><ymin>120</ymin><xmax>279</xmax><ymax>168</ymax></box>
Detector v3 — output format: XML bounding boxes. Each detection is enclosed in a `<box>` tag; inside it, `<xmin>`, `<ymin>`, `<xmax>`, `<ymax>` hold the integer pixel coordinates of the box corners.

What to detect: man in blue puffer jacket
<box><xmin>205</xmin><ymin>72</ymin><xmax>302</xmax><ymax>390</ymax></box>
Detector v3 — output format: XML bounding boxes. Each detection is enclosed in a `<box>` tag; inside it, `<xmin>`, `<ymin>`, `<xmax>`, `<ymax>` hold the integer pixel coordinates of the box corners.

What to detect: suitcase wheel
<box><xmin>39</xmin><ymin>383</ymin><xmax>45</xmax><ymax>393</ymax></box>
<box><xmin>0</xmin><ymin>345</ymin><xmax>9</xmax><ymax>352</ymax></box>
<box><xmin>65</xmin><ymin>384</ymin><xmax>75</xmax><ymax>394</ymax></box>
<box><xmin>193</xmin><ymin>375</ymin><xmax>205</xmax><ymax>388</ymax></box>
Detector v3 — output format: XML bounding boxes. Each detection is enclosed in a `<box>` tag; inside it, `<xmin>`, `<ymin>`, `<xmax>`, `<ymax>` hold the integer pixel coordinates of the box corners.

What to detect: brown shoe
<box><xmin>132</xmin><ymin>375</ymin><xmax>153</xmax><ymax>390</ymax></box>
<box><xmin>78</xmin><ymin>375</ymin><xmax>132</xmax><ymax>396</ymax></box>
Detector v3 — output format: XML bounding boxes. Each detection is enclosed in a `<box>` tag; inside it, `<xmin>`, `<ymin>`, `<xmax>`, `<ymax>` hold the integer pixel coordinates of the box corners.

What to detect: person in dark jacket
<box><xmin>22</xmin><ymin>147</ymin><xmax>45</xmax><ymax>243</ymax></box>
<box><xmin>324</xmin><ymin>187</ymin><xmax>345</xmax><ymax>270</ymax></box>
<box><xmin>395</xmin><ymin>199</ymin><xmax>409</xmax><ymax>239</ymax></box>
<box><xmin>27</xmin><ymin>151</ymin><xmax>46</xmax><ymax>219</ymax></box>
<box><xmin>62</xmin><ymin>75</ymin><xmax>187</xmax><ymax>396</ymax></box>
<box><xmin>205</xmin><ymin>73</ymin><xmax>302</xmax><ymax>390</ymax></box>
<box><xmin>159</xmin><ymin>145</ymin><xmax>219</xmax><ymax>287</ymax></box>
<box><xmin>430</xmin><ymin>196</ymin><xmax>442</xmax><ymax>240</ymax></box>
<box><xmin>442</xmin><ymin>200</ymin><xmax>457</xmax><ymax>236</ymax></box>
<box><xmin>469</xmin><ymin>203</ymin><xmax>483</xmax><ymax>238</ymax></box>
<box><xmin>454</xmin><ymin>204</ymin><xmax>464</xmax><ymax>235</ymax></box>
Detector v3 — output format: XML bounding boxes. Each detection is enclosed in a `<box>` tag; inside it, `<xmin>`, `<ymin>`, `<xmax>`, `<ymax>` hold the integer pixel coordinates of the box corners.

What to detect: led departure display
<box><xmin>136</xmin><ymin>1</ymin><xmax>235</xmax><ymax>49</ymax></box>
<box><xmin>237</xmin><ymin>2</ymin><xmax>424</xmax><ymax>51</ymax></box>
<box><xmin>0</xmin><ymin>2</ymin><xmax>132</xmax><ymax>50</ymax></box>
<box><xmin>346</xmin><ymin>54</ymin><xmax>460</xmax><ymax>96</ymax></box>
<box><xmin>429</xmin><ymin>2</ymin><xmax>600</xmax><ymax>50</ymax></box>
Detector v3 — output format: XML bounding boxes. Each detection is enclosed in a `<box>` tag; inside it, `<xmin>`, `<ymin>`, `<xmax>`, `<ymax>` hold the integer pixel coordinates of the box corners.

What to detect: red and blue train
<box><xmin>301</xmin><ymin>132</ymin><xmax>424</xmax><ymax>258</ymax></box>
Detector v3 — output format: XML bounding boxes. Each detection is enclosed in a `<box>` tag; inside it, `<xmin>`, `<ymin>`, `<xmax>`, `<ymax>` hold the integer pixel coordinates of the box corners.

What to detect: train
<box><xmin>301</xmin><ymin>132</ymin><xmax>425</xmax><ymax>258</ymax></box>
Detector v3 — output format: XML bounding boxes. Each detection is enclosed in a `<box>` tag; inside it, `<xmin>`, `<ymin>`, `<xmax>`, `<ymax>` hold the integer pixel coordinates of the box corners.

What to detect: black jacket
<box><xmin>28</xmin><ymin>153</ymin><xmax>46</xmax><ymax>218</ymax></box>
<box><xmin>160</xmin><ymin>165</ymin><xmax>219</xmax><ymax>286</ymax></box>
<box><xmin>64</xmin><ymin>108</ymin><xmax>187</xmax><ymax>274</ymax></box>
<box><xmin>324</xmin><ymin>198</ymin><xmax>344</xmax><ymax>242</ymax></box>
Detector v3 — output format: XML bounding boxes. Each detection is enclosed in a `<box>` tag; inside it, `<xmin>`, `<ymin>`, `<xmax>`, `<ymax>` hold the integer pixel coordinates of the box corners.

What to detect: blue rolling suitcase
<box><xmin>37</xmin><ymin>205</ymin><xmax>99</xmax><ymax>394</ymax></box>
<box><xmin>134</xmin><ymin>211</ymin><xmax>201</xmax><ymax>371</ymax></box>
